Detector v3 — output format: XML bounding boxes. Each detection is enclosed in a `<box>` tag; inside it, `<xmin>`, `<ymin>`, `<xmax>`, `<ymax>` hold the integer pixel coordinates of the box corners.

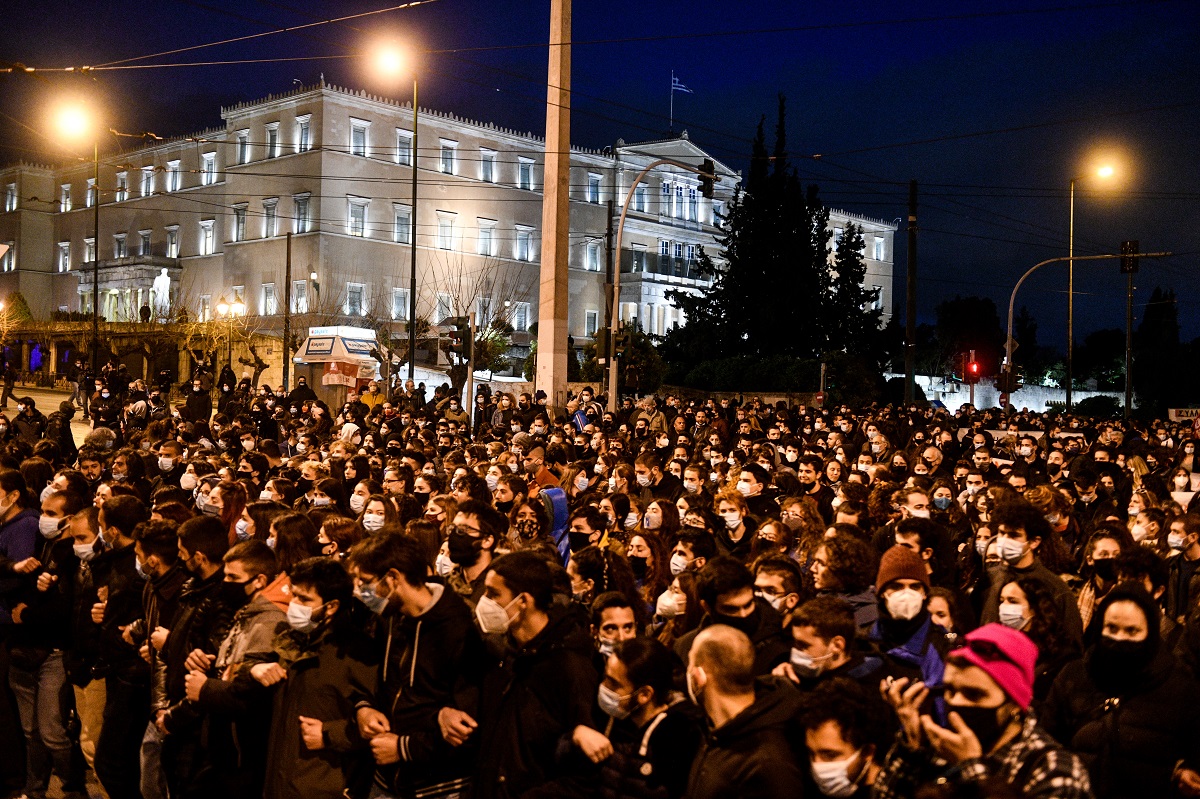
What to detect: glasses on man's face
<box><xmin>452</xmin><ymin>524</ymin><xmax>482</xmax><ymax>538</ymax></box>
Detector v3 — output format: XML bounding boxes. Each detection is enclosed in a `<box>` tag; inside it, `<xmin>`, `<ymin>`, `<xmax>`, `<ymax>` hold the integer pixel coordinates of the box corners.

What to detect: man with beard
<box><xmin>797</xmin><ymin>455</ymin><xmax>835</xmax><ymax>524</ymax></box>
<box><xmin>876</xmin><ymin>623</ymin><xmax>1092</xmax><ymax>798</ymax></box>
<box><xmin>444</xmin><ymin>500</ymin><xmax>504</xmax><ymax>611</ymax></box>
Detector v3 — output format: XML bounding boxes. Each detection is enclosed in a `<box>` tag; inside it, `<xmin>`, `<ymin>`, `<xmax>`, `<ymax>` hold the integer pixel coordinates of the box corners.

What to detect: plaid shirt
<box><xmin>872</xmin><ymin>715</ymin><xmax>1094</xmax><ymax>799</ymax></box>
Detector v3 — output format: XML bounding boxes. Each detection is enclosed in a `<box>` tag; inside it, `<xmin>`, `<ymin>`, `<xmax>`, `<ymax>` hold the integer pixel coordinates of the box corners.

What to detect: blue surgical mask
<box><xmin>933</xmin><ymin>496</ymin><xmax>953</xmax><ymax>511</ymax></box>
<box><xmin>355</xmin><ymin>581</ymin><xmax>389</xmax><ymax>615</ymax></box>
<box><xmin>135</xmin><ymin>556</ymin><xmax>149</xmax><ymax>581</ymax></box>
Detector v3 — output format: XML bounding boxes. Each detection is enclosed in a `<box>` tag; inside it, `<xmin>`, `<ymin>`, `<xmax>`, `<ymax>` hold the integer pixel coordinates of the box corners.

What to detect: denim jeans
<box><xmin>9</xmin><ymin>650</ymin><xmax>72</xmax><ymax>799</ymax></box>
<box><xmin>140</xmin><ymin>718</ymin><xmax>168</xmax><ymax>799</ymax></box>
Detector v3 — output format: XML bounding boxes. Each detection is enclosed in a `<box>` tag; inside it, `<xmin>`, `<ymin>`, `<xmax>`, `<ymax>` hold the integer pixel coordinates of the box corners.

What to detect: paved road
<box><xmin>6</xmin><ymin>386</ymin><xmax>105</xmax><ymax>446</ymax></box>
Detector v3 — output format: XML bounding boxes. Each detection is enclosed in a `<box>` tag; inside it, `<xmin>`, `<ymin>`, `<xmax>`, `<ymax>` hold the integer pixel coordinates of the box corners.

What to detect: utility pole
<box><xmin>535</xmin><ymin>0</ymin><xmax>572</xmax><ymax>408</ymax></box>
<box><xmin>904</xmin><ymin>180</ymin><xmax>917</xmax><ymax>404</ymax></box>
<box><xmin>603</xmin><ymin>199</ymin><xmax>614</xmax><ymax>398</ymax></box>
<box><xmin>466</xmin><ymin>311</ymin><xmax>476</xmax><ymax>410</ymax></box>
<box><xmin>968</xmin><ymin>348</ymin><xmax>976</xmax><ymax>408</ymax></box>
<box><xmin>407</xmin><ymin>76</ymin><xmax>420</xmax><ymax>381</ymax></box>
<box><xmin>1121</xmin><ymin>240</ymin><xmax>1139</xmax><ymax>419</ymax></box>
<box><xmin>283</xmin><ymin>231</ymin><xmax>292</xmax><ymax>392</ymax></box>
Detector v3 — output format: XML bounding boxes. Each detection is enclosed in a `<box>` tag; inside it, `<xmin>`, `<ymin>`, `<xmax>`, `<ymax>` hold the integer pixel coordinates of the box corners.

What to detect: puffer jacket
<box><xmin>1043</xmin><ymin>645</ymin><xmax>1200</xmax><ymax>799</ymax></box>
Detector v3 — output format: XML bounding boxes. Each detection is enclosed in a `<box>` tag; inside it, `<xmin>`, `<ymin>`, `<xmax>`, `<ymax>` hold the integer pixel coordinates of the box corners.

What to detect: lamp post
<box><xmin>216</xmin><ymin>292</ymin><xmax>244</xmax><ymax>371</ymax></box>
<box><xmin>1066</xmin><ymin>164</ymin><xmax>1114</xmax><ymax>410</ymax></box>
<box><xmin>55</xmin><ymin>104</ymin><xmax>101</xmax><ymax>382</ymax></box>
<box><xmin>374</xmin><ymin>46</ymin><xmax>420</xmax><ymax>382</ymax></box>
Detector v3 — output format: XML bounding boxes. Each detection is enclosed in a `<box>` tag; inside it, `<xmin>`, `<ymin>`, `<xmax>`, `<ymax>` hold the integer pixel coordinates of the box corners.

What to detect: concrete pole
<box><xmin>536</xmin><ymin>0</ymin><xmax>572</xmax><ymax>408</ymax></box>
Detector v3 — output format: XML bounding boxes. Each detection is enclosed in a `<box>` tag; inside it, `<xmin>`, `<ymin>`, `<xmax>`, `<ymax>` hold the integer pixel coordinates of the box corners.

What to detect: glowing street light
<box><xmin>371</xmin><ymin>42</ymin><xmax>420</xmax><ymax>382</ymax></box>
<box><xmin>1066</xmin><ymin>162</ymin><xmax>1116</xmax><ymax>409</ymax></box>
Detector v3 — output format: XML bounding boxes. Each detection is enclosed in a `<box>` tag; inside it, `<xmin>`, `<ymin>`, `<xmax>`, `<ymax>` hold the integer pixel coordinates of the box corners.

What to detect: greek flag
<box><xmin>671</xmin><ymin>73</ymin><xmax>693</xmax><ymax>94</ymax></box>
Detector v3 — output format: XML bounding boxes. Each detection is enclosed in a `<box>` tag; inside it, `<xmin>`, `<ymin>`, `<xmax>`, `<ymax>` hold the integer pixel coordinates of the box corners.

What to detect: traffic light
<box><xmin>1120</xmin><ymin>239</ymin><xmax>1139</xmax><ymax>274</ymax></box>
<box><xmin>965</xmin><ymin>358</ymin><xmax>980</xmax><ymax>385</ymax></box>
<box><xmin>994</xmin><ymin>370</ymin><xmax>1023</xmax><ymax>394</ymax></box>
<box><xmin>445</xmin><ymin>316</ymin><xmax>469</xmax><ymax>358</ymax></box>
<box><xmin>614</xmin><ymin>332</ymin><xmax>633</xmax><ymax>359</ymax></box>
<box><xmin>698</xmin><ymin>159</ymin><xmax>715</xmax><ymax>199</ymax></box>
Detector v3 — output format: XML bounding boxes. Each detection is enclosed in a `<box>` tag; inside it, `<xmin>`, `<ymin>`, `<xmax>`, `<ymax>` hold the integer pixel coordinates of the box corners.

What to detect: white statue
<box><xmin>152</xmin><ymin>268</ymin><xmax>171</xmax><ymax>315</ymax></box>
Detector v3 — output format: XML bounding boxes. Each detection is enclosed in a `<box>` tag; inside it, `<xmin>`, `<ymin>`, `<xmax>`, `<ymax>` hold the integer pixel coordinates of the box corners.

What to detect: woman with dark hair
<box><xmin>19</xmin><ymin>457</ymin><xmax>55</xmax><ymax>506</ymax></box>
<box><xmin>568</xmin><ymin>545</ymin><xmax>644</xmax><ymax>626</ymax></box>
<box><xmin>359</xmin><ymin>495</ymin><xmax>400</xmax><ymax>535</ymax></box>
<box><xmin>926</xmin><ymin>586</ymin><xmax>975</xmax><ymax>645</ymax></box>
<box><xmin>506</xmin><ymin>499</ymin><xmax>550</xmax><ymax>552</ymax></box>
<box><xmin>640</xmin><ymin>499</ymin><xmax>680</xmax><ymax>546</ymax></box>
<box><xmin>208</xmin><ymin>479</ymin><xmax>248</xmax><ymax>546</ymax></box>
<box><xmin>626</xmin><ymin>531</ymin><xmax>670</xmax><ymax>611</ymax></box>
<box><xmin>1044</xmin><ymin>584</ymin><xmax>1200</xmax><ymax>798</ymax></box>
<box><xmin>590</xmin><ymin>637</ymin><xmax>704</xmax><ymax>799</ymax></box>
<box><xmin>997</xmin><ymin>575</ymin><xmax>1081</xmax><ymax>703</ymax></box>
<box><xmin>267</xmin><ymin>512</ymin><xmax>321</xmax><ymax>576</ymax></box>
<box><xmin>342</xmin><ymin>454</ymin><xmax>374</xmax><ymax>487</ymax></box>
<box><xmin>240</xmin><ymin>500</ymin><xmax>289</xmax><ymax>543</ymax></box>
<box><xmin>404</xmin><ymin>518</ymin><xmax>441</xmax><ymax>568</ymax></box>
<box><xmin>311</xmin><ymin>477</ymin><xmax>348</xmax><ymax>517</ymax></box>
<box><xmin>347</xmin><ymin>479</ymin><xmax>382</xmax><ymax>517</ymax></box>
<box><xmin>260</xmin><ymin>477</ymin><xmax>299</xmax><ymax>507</ymax></box>
<box><xmin>653</xmin><ymin>571</ymin><xmax>702</xmax><ymax>648</ymax></box>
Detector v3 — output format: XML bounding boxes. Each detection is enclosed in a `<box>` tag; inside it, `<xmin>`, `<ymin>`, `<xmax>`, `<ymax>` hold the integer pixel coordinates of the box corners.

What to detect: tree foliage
<box><xmin>658</xmin><ymin>95</ymin><xmax>889</xmax><ymax>396</ymax></box>
<box><xmin>579</xmin><ymin>322</ymin><xmax>665</xmax><ymax>395</ymax></box>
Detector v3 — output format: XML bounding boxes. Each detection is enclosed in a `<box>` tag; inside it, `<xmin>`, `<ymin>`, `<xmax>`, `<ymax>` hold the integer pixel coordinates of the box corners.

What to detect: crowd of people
<box><xmin>2</xmin><ymin>372</ymin><xmax>1200</xmax><ymax>799</ymax></box>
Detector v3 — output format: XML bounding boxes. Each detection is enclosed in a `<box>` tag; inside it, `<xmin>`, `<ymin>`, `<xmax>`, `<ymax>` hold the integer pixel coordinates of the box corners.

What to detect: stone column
<box><xmin>534</xmin><ymin>0</ymin><xmax>572</xmax><ymax>408</ymax></box>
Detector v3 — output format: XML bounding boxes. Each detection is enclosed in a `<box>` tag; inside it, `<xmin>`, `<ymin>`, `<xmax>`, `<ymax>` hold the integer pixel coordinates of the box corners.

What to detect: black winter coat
<box><xmin>473</xmin><ymin>609</ymin><xmax>600</xmax><ymax>799</ymax></box>
<box><xmin>685</xmin><ymin>677</ymin><xmax>805</xmax><ymax>799</ymax></box>
<box><xmin>1043</xmin><ymin>645</ymin><xmax>1200</xmax><ymax>799</ymax></box>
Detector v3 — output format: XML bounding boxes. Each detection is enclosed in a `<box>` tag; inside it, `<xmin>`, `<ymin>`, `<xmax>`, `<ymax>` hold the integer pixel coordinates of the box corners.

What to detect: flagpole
<box><xmin>669</xmin><ymin>70</ymin><xmax>674</xmax><ymax>133</ymax></box>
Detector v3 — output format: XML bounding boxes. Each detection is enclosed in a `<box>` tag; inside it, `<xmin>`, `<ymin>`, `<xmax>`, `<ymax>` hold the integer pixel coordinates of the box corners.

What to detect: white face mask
<box><xmin>574</xmin><ymin>474</ymin><xmax>590</xmax><ymax>493</ymax></box>
<box><xmin>736</xmin><ymin>480</ymin><xmax>754</xmax><ymax>497</ymax></box>
<box><xmin>656</xmin><ymin>590</ymin><xmax>683</xmax><ymax>618</ymax></box>
<box><xmin>349</xmin><ymin>494</ymin><xmax>366</xmax><ymax>513</ymax></box>
<box><xmin>286</xmin><ymin>601</ymin><xmax>321</xmax><ymax>632</ymax></box>
<box><xmin>475</xmin><ymin>594</ymin><xmax>516</xmax><ymax>634</ymax></box>
<box><xmin>998</xmin><ymin>603</ymin><xmax>1027</xmax><ymax>630</ymax></box>
<box><xmin>39</xmin><ymin>514</ymin><xmax>61</xmax><ymax>538</ymax></box>
<box><xmin>624</xmin><ymin>512</ymin><xmax>640</xmax><ymax>529</ymax></box>
<box><xmin>74</xmin><ymin>541</ymin><xmax>98</xmax><ymax>561</ymax></box>
<box><xmin>908</xmin><ymin>508</ymin><xmax>931</xmax><ymax>520</ymax></box>
<box><xmin>486</xmin><ymin>474</ymin><xmax>500</xmax><ymax>491</ymax></box>
<box><xmin>40</xmin><ymin>484</ymin><xmax>54</xmax><ymax>503</ymax></box>
<box><xmin>721</xmin><ymin>511</ymin><xmax>742</xmax><ymax>529</ymax></box>
<box><xmin>885</xmin><ymin>588</ymin><xmax>925</xmax><ymax>621</ymax></box>
<box><xmin>810</xmin><ymin>750</ymin><xmax>863</xmax><ymax>798</ymax></box>
<box><xmin>996</xmin><ymin>536</ymin><xmax>1028</xmax><ymax>565</ymax></box>
<box><xmin>179</xmin><ymin>472</ymin><xmax>198</xmax><ymax>491</ymax></box>
<box><xmin>643</xmin><ymin>513</ymin><xmax>661</xmax><ymax>530</ymax></box>
<box><xmin>593</xmin><ymin>462</ymin><xmax>604</xmax><ymax>475</ymax></box>
<box><xmin>259</xmin><ymin>489</ymin><xmax>274</xmax><ymax>502</ymax></box>
<box><xmin>311</xmin><ymin>496</ymin><xmax>332</xmax><ymax>507</ymax></box>
<box><xmin>435</xmin><ymin>551</ymin><xmax>455</xmax><ymax>577</ymax></box>
<box><xmin>362</xmin><ymin>513</ymin><xmax>385</xmax><ymax>532</ymax></box>
<box><xmin>669</xmin><ymin>552</ymin><xmax>691</xmax><ymax>576</ymax></box>
<box><xmin>1169</xmin><ymin>532</ymin><xmax>1187</xmax><ymax>550</ymax></box>
<box><xmin>159</xmin><ymin>456</ymin><xmax>175</xmax><ymax>472</ymax></box>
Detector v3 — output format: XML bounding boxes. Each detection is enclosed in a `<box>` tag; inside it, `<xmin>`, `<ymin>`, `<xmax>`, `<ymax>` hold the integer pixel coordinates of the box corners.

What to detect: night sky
<box><xmin>3</xmin><ymin>0</ymin><xmax>1198</xmax><ymax>345</ymax></box>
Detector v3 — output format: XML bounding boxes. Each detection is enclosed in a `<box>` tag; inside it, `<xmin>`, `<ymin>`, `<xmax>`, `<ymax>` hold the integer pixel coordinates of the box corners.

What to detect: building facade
<box><xmin>0</xmin><ymin>81</ymin><xmax>894</xmax><ymax>383</ymax></box>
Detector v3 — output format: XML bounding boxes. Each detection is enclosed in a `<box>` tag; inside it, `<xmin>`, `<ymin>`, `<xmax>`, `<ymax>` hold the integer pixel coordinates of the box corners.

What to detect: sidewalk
<box><xmin>4</xmin><ymin>386</ymin><xmax>103</xmax><ymax>447</ymax></box>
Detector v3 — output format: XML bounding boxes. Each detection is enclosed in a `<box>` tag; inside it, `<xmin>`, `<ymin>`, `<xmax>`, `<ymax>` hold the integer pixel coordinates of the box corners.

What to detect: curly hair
<box><xmin>818</xmin><ymin>534</ymin><xmax>876</xmax><ymax>595</ymax></box>
<box><xmin>1009</xmin><ymin>576</ymin><xmax>1078</xmax><ymax>667</ymax></box>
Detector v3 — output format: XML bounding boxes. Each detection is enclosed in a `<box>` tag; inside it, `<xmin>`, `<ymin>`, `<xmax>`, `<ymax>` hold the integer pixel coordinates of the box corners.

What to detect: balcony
<box><xmin>620</xmin><ymin>251</ymin><xmax>710</xmax><ymax>284</ymax></box>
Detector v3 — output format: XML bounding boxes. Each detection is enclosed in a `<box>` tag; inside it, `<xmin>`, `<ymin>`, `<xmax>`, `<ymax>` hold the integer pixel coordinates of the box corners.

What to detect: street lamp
<box><xmin>1066</xmin><ymin>164</ymin><xmax>1114</xmax><ymax>410</ymax></box>
<box><xmin>54</xmin><ymin>102</ymin><xmax>101</xmax><ymax>384</ymax></box>
<box><xmin>216</xmin><ymin>293</ymin><xmax>243</xmax><ymax>370</ymax></box>
<box><xmin>373</xmin><ymin>44</ymin><xmax>420</xmax><ymax>381</ymax></box>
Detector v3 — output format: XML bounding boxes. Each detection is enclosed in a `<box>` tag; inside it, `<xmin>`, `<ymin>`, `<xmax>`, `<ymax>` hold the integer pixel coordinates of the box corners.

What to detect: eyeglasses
<box><xmin>452</xmin><ymin>524</ymin><xmax>482</xmax><ymax>538</ymax></box>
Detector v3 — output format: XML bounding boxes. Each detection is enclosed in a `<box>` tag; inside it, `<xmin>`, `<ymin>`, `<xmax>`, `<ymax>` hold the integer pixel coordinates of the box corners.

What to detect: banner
<box><xmin>322</xmin><ymin>361</ymin><xmax>359</xmax><ymax>387</ymax></box>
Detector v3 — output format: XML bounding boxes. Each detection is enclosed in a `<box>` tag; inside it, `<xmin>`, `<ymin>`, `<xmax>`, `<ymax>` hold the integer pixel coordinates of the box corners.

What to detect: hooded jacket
<box><xmin>473</xmin><ymin>607</ymin><xmax>599</xmax><ymax>799</ymax></box>
<box><xmin>1043</xmin><ymin>642</ymin><xmax>1200</xmax><ymax>799</ymax></box>
<box><xmin>355</xmin><ymin>583</ymin><xmax>486</xmax><ymax>793</ymax></box>
<box><xmin>685</xmin><ymin>677</ymin><xmax>805</xmax><ymax>799</ymax></box>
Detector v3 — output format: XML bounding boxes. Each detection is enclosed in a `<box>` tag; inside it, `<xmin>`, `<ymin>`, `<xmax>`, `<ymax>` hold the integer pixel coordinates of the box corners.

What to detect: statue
<box><xmin>152</xmin><ymin>268</ymin><xmax>172</xmax><ymax>316</ymax></box>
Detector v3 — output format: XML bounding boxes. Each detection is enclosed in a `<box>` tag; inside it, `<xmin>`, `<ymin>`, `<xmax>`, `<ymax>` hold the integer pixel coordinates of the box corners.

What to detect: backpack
<box><xmin>540</xmin><ymin>486</ymin><xmax>571</xmax><ymax>564</ymax></box>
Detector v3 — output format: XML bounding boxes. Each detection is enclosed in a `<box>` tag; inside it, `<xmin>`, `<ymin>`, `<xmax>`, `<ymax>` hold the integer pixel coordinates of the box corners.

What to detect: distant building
<box><xmin>0</xmin><ymin>80</ymin><xmax>894</xmax><ymax>382</ymax></box>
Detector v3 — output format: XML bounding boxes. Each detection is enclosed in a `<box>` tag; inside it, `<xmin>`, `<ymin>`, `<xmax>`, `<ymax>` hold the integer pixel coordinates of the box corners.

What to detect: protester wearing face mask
<box><xmin>1045</xmin><ymin>584</ymin><xmax>1200</xmax><ymax>799</ymax></box>
<box><xmin>588</xmin><ymin>592</ymin><xmax>638</xmax><ymax>668</ymax></box>
<box><xmin>443</xmin><ymin>500</ymin><xmax>503</xmax><ymax>611</ymax></box>
<box><xmin>979</xmin><ymin>499</ymin><xmax>1084</xmax><ymax>648</ymax></box>
<box><xmin>447</xmin><ymin>551</ymin><xmax>598</xmax><ymax>799</ymax></box>
<box><xmin>712</xmin><ymin>490</ymin><xmax>756</xmax><ymax>561</ymax></box>
<box><xmin>183</xmin><ymin>540</ymin><xmax>286</xmax><ymax>799</ymax></box>
<box><xmin>683</xmin><ymin>625</ymin><xmax>804</xmax><ymax>799</ymax></box>
<box><xmin>810</xmin><ymin>536</ymin><xmax>879</xmax><ymax>628</ymax></box>
<box><xmin>752</xmin><ymin>555</ymin><xmax>803</xmax><ymax>622</ymax></box>
<box><xmin>1165</xmin><ymin>513</ymin><xmax>1200</xmax><ymax>622</ymax></box>
<box><xmin>671</xmin><ymin>556</ymin><xmax>790</xmax><ymax>675</ymax></box>
<box><xmin>864</xmin><ymin>546</ymin><xmax>950</xmax><ymax>695</ymax></box>
<box><xmin>878</xmin><ymin>624</ymin><xmax>1092</xmax><ymax>798</ymax></box>
<box><xmin>346</xmin><ymin>532</ymin><xmax>483</xmax><ymax>795</ymax></box>
<box><xmin>1077</xmin><ymin>530</ymin><xmax>1123</xmax><ymax>632</ymax></box>
<box><xmin>3</xmin><ymin>487</ymin><xmax>89</xmax><ymax>799</ymax></box>
<box><xmin>773</xmin><ymin>597</ymin><xmax>885</xmax><ymax>691</ymax></box>
<box><xmin>799</xmin><ymin>678</ymin><xmax>891</xmax><ymax>798</ymax></box>
<box><xmin>995</xmin><ymin>575</ymin><xmax>1082</xmax><ymax>705</ymax></box>
<box><xmin>578</xmin><ymin>637</ymin><xmax>704</xmax><ymax>799</ymax></box>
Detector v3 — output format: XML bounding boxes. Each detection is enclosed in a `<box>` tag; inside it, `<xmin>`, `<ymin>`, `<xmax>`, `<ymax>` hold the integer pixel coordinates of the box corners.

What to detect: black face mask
<box><xmin>568</xmin><ymin>531</ymin><xmax>594</xmax><ymax>553</ymax></box>
<box><xmin>412</xmin><ymin>491</ymin><xmax>430</xmax><ymax>508</ymax></box>
<box><xmin>295</xmin><ymin>477</ymin><xmax>312</xmax><ymax>495</ymax></box>
<box><xmin>951</xmin><ymin>703</ymin><xmax>1016</xmax><ymax>755</ymax></box>
<box><xmin>220</xmin><ymin>579</ymin><xmax>253</xmax><ymax>610</ymax></box>
<box><xmin>1092</xmin><ymin>558</ymin><xmax>1116</xmax><ymax>583</ymax></box>
<box><xmin>494</xmin><ymin>499</ymin><xmax>514</xmax><ymax>515</ymax></box>
<box><xmin>629</xmin><ymin>555</ymin><xmax>648</xmax><ymax>581</ymax></box>
<box><xmin>712</xmin><ymin>607</ymin><xmax>759</xmax><ymax>638</ymax></box>
<box><xmin>447</xmin><ymin>529</ymin><xmax>483</xmax><ymax>566</ymax></box>
<box><xmin>1090</xmin><ymin>635</ymin><xmax>1155</xmax><ymax>685</ymax></box>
